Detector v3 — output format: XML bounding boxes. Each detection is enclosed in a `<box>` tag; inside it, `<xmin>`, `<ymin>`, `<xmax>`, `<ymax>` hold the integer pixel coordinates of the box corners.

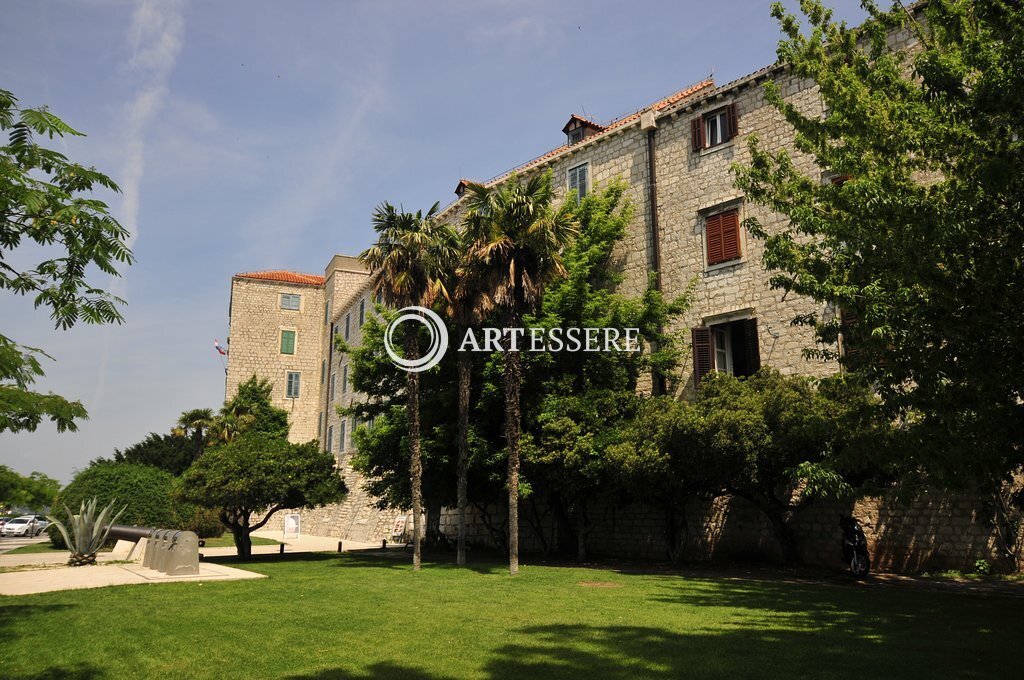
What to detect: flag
<box><xmin>214</xmin><ymin>339</ymin><xmax>228</xmax><ymax>356</ymax></box>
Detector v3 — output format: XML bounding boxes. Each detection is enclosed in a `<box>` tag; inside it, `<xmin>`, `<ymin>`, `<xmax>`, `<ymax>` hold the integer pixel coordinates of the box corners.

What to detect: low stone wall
<box><xmin>438</xmin><ymin>489</ymin><xmax>1019</xmax><ymax>574</ymax></box>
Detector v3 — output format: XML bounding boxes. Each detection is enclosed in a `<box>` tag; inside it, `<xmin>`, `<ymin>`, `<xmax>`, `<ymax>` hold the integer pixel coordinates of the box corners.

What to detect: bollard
<box><xmin>279</xmin><ymin>543</ymin><xmax>285</xmax><ymax>555</ymax></box>
<box><xmin>337</xmin><ymin>540</ymin><xmax>343</xmax><ymax>552</ymax></box>
<box><xmin>381</xmin><ymin>539</ymin><xmax>387</xmax><ymax>550</ymax></box>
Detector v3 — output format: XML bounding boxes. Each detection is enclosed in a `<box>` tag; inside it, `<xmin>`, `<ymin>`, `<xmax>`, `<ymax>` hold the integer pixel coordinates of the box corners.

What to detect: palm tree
<box><xmin>463</xmin><ymin>171</ymin><xmax>578</xmax><ymax>575</ymax></box>
<box><xmin>360</xmin><ymin>201</ymin><xmax>457</xmax><ymax>571</ymax></box>
<box><xmin>173</xmin><ymin>408</ymin><xmax>215</xmax><ymax>462</ymax></box>
<box><xmin>441</xmin><ymin>230</ymin><xmax>491</xmax><ymax>567</ymax></box>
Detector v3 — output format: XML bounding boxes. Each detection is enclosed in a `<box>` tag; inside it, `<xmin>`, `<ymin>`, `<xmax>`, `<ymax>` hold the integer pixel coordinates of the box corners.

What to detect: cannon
<box><xmin>108</xmin><ymin>525</ymin><xmax>200</xmax><ymax>576</ymax></box>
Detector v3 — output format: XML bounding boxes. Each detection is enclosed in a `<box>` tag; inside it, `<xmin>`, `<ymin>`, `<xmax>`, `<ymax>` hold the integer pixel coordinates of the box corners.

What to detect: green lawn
<box><xmin>199</xmin><ymin>535</ymin><xmax>280</xmax><ymax>548</ymax></box>
<box><xmin>0</xmin><ymin>553</ymin><xmax>1018</xmax><ymax>679</ymax></box>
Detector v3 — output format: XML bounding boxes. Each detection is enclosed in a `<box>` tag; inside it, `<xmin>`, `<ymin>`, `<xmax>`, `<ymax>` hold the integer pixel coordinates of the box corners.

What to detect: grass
<box><xmin>0</xmin><ymin>552</ymin><xmax>1020</xmax><ymax>679</ymax></box>
<box><xmin>199</xmin><ymin>535</ymin><xmax>280</xmax><ymax>548</ymax></box>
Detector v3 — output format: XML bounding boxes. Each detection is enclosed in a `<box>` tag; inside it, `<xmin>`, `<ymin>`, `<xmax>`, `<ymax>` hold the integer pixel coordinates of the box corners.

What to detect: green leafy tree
<box><xmin>177</xmin><ymin>434</ymin><xmax>347</xmax><ymax>558</ymax></box>
<box><xmin>48</xmin><ymin>461</ymin><xmax>179</xmax><ymax>548</ymax></box>
<box><xmin>692</xmin><ymin>369</ymin><xmax>877</xmax><ymax>564</ymax></box>
<box><xmin>463</xmin><ymin>171</ymin><xmax>578</xmax><ymax>575</ymax></box>
<box><xmin>733</xmin><ymin>1</ymin><xmax>1024</xmax><ymax>487</ymax></box>
<box><xmin>359</xmin><ymin>202</ymin><xmax>458</xmax><ymax>571</ymax></box>
<box><xmin>0</xmin><ymin>88</ymin><xmax>133</xmax><ymax>433</ymax></box>
<box><xmin>525</xmin><ymin>182</ymin><xmax>692</xmax><ymax>560</ymax></box>
<box><xmin>112</xmin><ymin>432</ymin><xmax>196</xmax><ymax>476</ymax></box>
<box><xmin>173</xmin><ymin>408</ymin><xmax>215</xmax><ymax>461</ymax></box>
<box><xmin>605</xmin><ymin>398</ymin><xmax>712</xmax><ymax>565</ymax></box>
<box><xmin>0</xmin><ymin>465</ymin><xmax>59</xmax><ymax>510</ymax></box>
<box><xmin>209</xmin><ymin>376</ymin><xmax>289</xmax><ymax>445</ymax></box>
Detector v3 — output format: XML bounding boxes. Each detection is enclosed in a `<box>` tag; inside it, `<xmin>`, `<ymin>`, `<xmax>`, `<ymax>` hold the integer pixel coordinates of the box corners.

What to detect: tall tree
<box><xmin>733</xmin><ymin>0</ymin><xmax>1024</xmax><ymax>487</ymax></box>
<box><xmin>360</xmin><ymin>202</ymin><xmax>457</xmax><ymax>570</ymax></box>
<box><xmin>173</xmin><ymin>408</ymin><xmax>215</xmax><ymax>461</ymax></box>
<box><xmin>112</xmin><ymin>432</ymin><xmax>195</xmax><ymax>476</ymax></box>
<box><xmin>0</xmin><ymin>88</ymin><xmax>133</xmax><ymax>433</ymax></box>
<box><xmin>443</xmin><ymin>230</ymin><xmax>491</xmax><ymax>566</ymax></box>
<box><xmin>463</xmin><ymin>171</ymin><xmax>578</xmax><ymax>575</ymax></box>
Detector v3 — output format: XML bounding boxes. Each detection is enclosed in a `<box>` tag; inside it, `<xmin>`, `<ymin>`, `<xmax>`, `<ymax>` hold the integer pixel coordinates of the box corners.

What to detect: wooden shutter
<box><xmin>705</xmin><ymin>213</ymin><xmax>724</xmax><ymax>265</ymax></box>
<box><xmin>839</xmin><ymin>307</ymin><xmax>859</xmax><ymax>361</ymax></box>
<box><xmin>726</xmin><ymin>103</ymin><xmax>739</xmax><ymax>141</ymax></box>
<box><xmin>691</xmin><ymin>116</ymin><xmax>704</xmax><ymax>152</ymax></box>
<box><xmin>692</xmin><ymin>327</ymin><xmax>714</xmax><ymax>388</ymax></box>
<box><xmin>721</xmin><ymin>210</ymin><xmax>741</xmax><ymax>262</ymax></box>
<box><xmin>743</xmin><ymin>318</ymin><xmax>761</xmax><ymax>374</ymax></box>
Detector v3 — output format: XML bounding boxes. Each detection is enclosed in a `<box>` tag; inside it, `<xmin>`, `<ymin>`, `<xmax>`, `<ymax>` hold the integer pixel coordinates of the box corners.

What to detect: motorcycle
<box><xmin>839</xmin><ymin>515</ymin><xmax>871</xmax><ymax>577</ymax></box>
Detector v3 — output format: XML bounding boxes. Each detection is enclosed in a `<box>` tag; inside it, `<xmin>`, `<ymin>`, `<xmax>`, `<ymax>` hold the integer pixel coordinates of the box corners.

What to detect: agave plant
<box><xmin>47</xmin><ymin>497</ymin><xmax>126</xmax><ymax>566</ymax></box>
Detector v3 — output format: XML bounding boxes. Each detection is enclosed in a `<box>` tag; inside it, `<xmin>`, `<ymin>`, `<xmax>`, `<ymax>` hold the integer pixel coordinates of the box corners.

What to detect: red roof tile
<box><xmin>483</xmin><ymin>78</ymin><xmax>714</xmax><ymax>186</ymax></box>
<box><xmin>234</xmin><ymin>270</ymin><xmax>325</xmax><ymax>286</ymax></box>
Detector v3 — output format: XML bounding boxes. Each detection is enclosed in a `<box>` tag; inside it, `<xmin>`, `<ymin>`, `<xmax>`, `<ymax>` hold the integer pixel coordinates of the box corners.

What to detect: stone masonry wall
<box><xmin>226</xmin><ymin>277</ymin><xmax>325</xmax><ymax>443</ymax></box>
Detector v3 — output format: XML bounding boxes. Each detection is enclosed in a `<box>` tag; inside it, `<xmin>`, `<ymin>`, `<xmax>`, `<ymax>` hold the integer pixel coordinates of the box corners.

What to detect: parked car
<box><xmin>1</xmin><ymin>516</ymin><xmax>42</xmax><ymax>537</ymax></box>
<box><xmin>31</xmin><ymin>515</ymin><xmax>49</xmax><ymax>531</ymax></box>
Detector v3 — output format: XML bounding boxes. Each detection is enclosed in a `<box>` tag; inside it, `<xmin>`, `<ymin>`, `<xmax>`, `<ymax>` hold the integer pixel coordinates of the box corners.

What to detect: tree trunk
<box><xmin>762</xmin><ymin>504</ymin><xmax>799</xmax><ymax>565</ymax></box>
<box><xmin>456</xmin><ymin>347</ymin><xmax>471</xmax><ymax>566</ymax></box>
<box><xmin>504</xmin><ymin>348</ymin><xmax>522</xmax><ymax>576</ymax></box>
<box><xmin>405</xmin><ymin>333</ymin><xmax>423</xmax><ymax>571</ymax></box>
<box><xmin>574</xmin><ymin>501</ymin><xmax>592</xmax><ymax>562</ymax></box>
<box><xmin>226</xmin><ymin>510</ymin><xmax>253</xmax><ymax>559</ymax></box>
<box><xmin>665</xmin><ymin>503</ymin><xmax>688</xmax><ymax>566</ymax></box>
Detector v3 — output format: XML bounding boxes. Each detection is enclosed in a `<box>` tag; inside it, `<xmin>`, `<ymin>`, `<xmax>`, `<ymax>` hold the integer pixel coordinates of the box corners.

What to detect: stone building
<box><xmin>225</xmin><ymin>13</ymin><xmax>1013</xmax><ymax>571</ymax></box>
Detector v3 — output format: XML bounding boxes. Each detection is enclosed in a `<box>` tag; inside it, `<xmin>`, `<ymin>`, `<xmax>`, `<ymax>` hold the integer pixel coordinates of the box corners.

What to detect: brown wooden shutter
<box><xmin>705</xmin><ymin>213</ymin><xmax>723</xmax><ymax>265</ymax></box>
<box><xmin>839</xmin><ymin>307</ymin><xmax>859</xmax><ymax>361</ymax></box>
<box><xmin>692</xmin><ymin>327</ymin><xmax>713</xmax><ymax>388</ymax></box>
<box><xmin>744</xmin><ymin>318</ymin><xmax>761</xmax><ymax>374</ymax></box>
<box><xmin>721</xmin><ymin>210</ymin><xmax>741</xmax><ymax>262</ymax></box>
<box><xmin>726</xmin><ymin>103</ymin><xmax>739</xmax><ymax>141</ymax></box>
<box><xmin>691</xmin><ymin>116</ymin><xmax>704</xmax><ymax>152</ymax></box>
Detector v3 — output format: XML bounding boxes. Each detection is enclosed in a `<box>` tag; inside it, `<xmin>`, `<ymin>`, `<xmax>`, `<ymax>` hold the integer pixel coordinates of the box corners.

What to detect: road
<box><xmin>0</xmin><ymin>534</ymin><xmax>49</xmax><ymax>555</ymax></box>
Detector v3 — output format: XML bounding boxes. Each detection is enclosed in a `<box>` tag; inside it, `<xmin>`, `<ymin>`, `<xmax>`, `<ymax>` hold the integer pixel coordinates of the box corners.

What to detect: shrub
<box><xmin>48</xmin><ymin>462</ymin><xmax>179</xmax><ymax>548</ymax></box>
<box><xmin>974</xmin><ymin>559</ymin><xmax>993</xmax><ymax>576</ymax></box>
<box><xmin>177</xmin><ymin>505</ymin><xmax>224</xmax><ymax>539</ymax></box>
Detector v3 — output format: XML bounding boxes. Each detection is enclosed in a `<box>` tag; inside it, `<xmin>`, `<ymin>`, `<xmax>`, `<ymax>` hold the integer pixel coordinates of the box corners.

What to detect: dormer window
<box><xmin>562</xmin><ymin>115</ymin><xmax>604</xmax><ymax>145</ymax></box>
<box><xmin>454</xmin><ymin>179</ymin><xmax>472</xmax><ymax>197</ymax></box>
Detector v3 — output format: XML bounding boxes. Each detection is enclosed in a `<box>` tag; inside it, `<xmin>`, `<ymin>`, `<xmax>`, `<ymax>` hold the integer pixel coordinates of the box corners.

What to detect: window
<box><xmin>329</xmin><ymin>374</ymin><xmax>336</xmax><ymax>402</ymax></box>
<box><xmin>320</xmin><ymin>360</ymin><xmax>325</xmax><ymax>385</ymax></box>
<box><xmin>375</xmin><ymin>291</ymin><xmax>383</xmax><ymax>305</ymax></box>
<box><xmin>568</xmin><ymin>163</ymin><xmax>588</xmax><ymax>199</ymax></box>
<box><xmin>568</xmin><ymin>128</ymin><xmax>584</xmax><ymax>144</ymax></box>
<box><xmin>324</xmin><ymin>300</ymin><xmax>330</xmax><ymax>325</ymax></box>
<box><xmin>338</xmin><ymin>420</ymin><xmax>346</xmax><ymax>452</ymax></box>
<box><xmin>691</xmin><ymin>103</ymin><xmax>739</xmax><ymax>152</ymax></box>
<box><xmin>704</xmin><ymin>209</ymin><xmax>742</xmax><ymax>266</ymax></box>
<box><xmin>280</xmin><ymin>329</ymin><xmax>296</xmax><ymax>355</ymax></box>
<box><xmin>286</xmin><ymin>371</ymin><xmax>300</xmax><ymax>399</ymax></box>
<box><xmin>318</xmin><ymin>411</ymin><xmax>323</xmax><ymax>437</ymax></box>
<box><xmin>359</xmin><ymin>298</ymin><xmax>366</xmax><ymax>325</ymax></box>
<box><xmin>342</xmin><ymin>365</ymin><xmax>348</xmax><ymax>394</ymax></box>
<box><xmin>344</xmin><ymin>313</ymin><xmax>351</xmax><ymax>340</ymax></box>
<box><xmin>326</xmin><ymin>425</ymin><xmax>333</xmax><ymax>453</ymax></box>
<box><xmin>280</xmin><ymin>293</ymin><xmax>301</xmax><ymax>310</ymax></box>
<box><xmin>691</xmin><ymin>318</ymin><xmax>761</xmax><ymax>388</ymax></box>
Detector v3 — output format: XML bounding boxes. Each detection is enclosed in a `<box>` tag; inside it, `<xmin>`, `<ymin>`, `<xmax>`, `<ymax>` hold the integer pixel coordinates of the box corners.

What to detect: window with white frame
<box><xmin>712</xmin><ymin>328</ymin><xmax>733</xmax><ymax>375</ymax></box>
<box><xmin>342</xmin><ymin>365</ymin><xmax>348</xmax><ymax>394</ymax></box>
<box><xmin>326</xmin><ymin>425</ymin><xmax>334</xmax><ymax>453</ymax></box>
<box><xmin>280</xmin><ymin>293</ymin><xmax>301</xmax><ymax>311</ymax></box>
<box><xmin>329</xmin><ymin>374</ymin><xmax>336</xmax><ymax>402</ymax></box>
<box><xmin>705</xmin><ymin>109</ymin><xmax>728</xmax><ymax>148</ymax></box>
<box><xmin>338</xmin><ymin>420</ymin><xmax>346</xmax><ymax>452</ymax></box>
<box><xmin>286</xmin><ymin>371</ymin><xmax>301</xmax><ymax>398</ymax></box>
<box><xmin>568</xmin><ymin>163</ymin><xmax>588</xmax><ymax>199</ymax></box>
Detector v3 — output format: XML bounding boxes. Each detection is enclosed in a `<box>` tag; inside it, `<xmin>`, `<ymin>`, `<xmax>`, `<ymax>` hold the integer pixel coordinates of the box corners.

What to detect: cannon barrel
<box><xmin>107</xmin><ymin>525</ymin><xmax>155</xmax><ymax>541</ymax></box>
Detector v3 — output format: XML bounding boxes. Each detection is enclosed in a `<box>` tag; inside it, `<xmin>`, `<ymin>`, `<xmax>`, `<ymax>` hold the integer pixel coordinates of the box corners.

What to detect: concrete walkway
<box><xmin>0</xmin><ymin>531</ymin><xmax>390</xmax><ymax>596</ymax></box>
<box><xmin>0</xmin><ymin>535</ymin><xmax>49</xmax><ymax>555</ymax></box>
<box><xmin>0</xmin><ymin>561</ymin><xmax>264</xmax><ymax>596</ymax></box>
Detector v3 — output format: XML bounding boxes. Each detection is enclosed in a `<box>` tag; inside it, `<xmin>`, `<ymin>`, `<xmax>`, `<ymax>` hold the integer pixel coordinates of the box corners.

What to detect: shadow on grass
<box><xmin>4</xmin><ymin>664</ymin><xmax>104</xmax><ymax>680</ymax></box>
<box><xmin>286</xmin><ymin>661</ymin><xmax>455</xmax><ymax>679</ymax></box>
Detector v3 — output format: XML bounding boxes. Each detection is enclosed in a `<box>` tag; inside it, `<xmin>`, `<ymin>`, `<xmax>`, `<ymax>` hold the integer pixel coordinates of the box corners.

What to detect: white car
<box><xmin>1</xmin><ymin>516</ymin><xmax>42</xmax><ymax>537</ymax></box>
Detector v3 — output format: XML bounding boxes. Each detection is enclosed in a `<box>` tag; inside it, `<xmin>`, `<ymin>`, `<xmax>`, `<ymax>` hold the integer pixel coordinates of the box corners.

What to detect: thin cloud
<box><xmin>95</xmin><ymin>0</ymin><xmax>185</xmax><ymax>409</ymax></box>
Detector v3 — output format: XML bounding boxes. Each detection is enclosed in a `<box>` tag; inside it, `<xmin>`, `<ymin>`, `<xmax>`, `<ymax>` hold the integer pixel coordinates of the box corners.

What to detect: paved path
<box><xmin>0</xmin><ymin>561</ymin><xmax>264</xmax><ymax>596</ymax></box>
